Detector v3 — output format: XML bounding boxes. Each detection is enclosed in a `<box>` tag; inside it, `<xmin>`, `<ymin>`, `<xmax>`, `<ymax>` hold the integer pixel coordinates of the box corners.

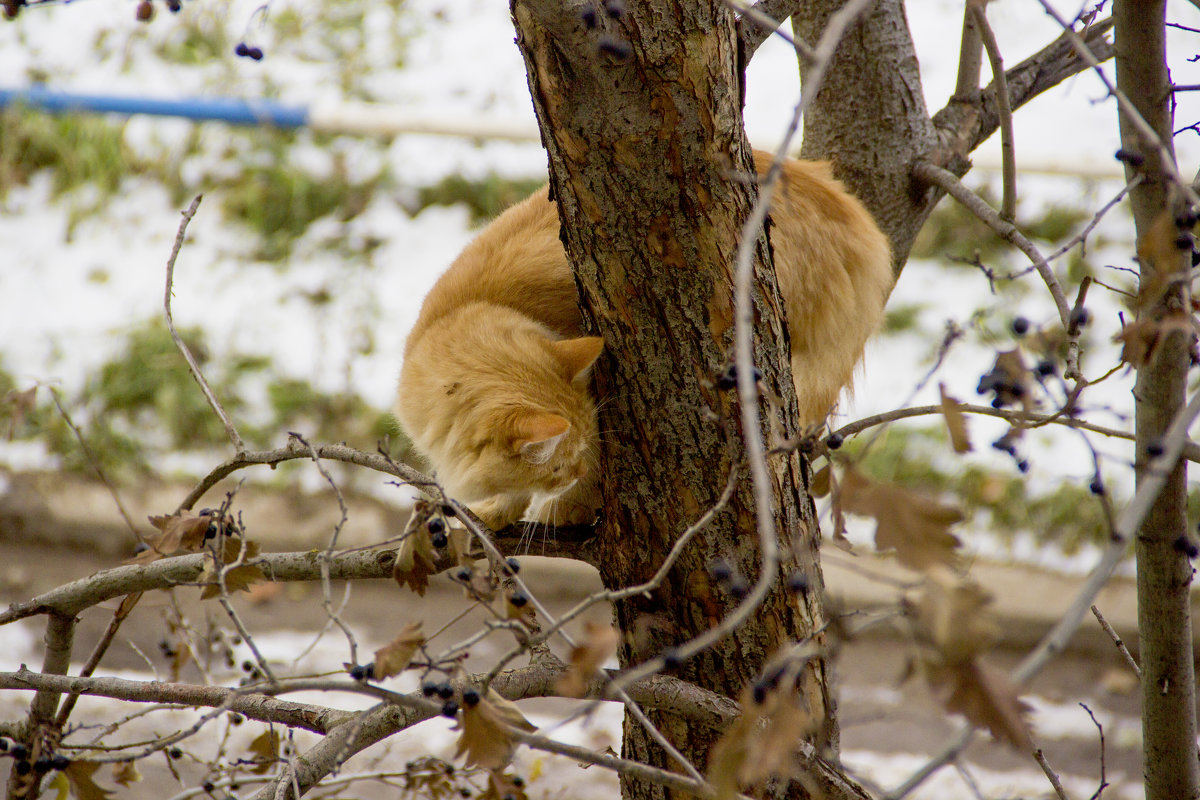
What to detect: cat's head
<box><xmin>398</xmin><ymin>306</ymin><xmax>604</xmax><ymax>515</ymax></box>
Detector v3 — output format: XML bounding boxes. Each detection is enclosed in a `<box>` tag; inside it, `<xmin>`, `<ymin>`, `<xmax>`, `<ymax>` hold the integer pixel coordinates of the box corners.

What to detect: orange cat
<box><xmin>397</xmin><ymin>152</ymin><xmax>892</xmax><ymax>530</ymax></box>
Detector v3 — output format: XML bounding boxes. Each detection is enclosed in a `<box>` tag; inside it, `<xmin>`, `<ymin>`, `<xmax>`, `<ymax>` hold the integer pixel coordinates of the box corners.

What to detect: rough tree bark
<box><xmin>510</xmin><ymin>2</ymin><xmax>837</xmax><ymax>799</ymax></box>
<box><xmin>1113</xmin><ymin>2</ymin><xmax>1200</xmax><ymax>798</ymax></box>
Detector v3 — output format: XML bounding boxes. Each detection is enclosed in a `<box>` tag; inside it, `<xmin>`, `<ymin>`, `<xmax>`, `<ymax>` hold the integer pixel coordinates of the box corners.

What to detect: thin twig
<box><xmin>1079</xmin><ymin>703</ymin><xmax>1109</xmax><ymax>800</ymax></box>
<box><xmin>1090</xmin><ymin>605</ymin><xmax>1141</xmax><ymax>677</ymax></box>
<box><xmin>162</xmin><ymin>195</ymin><xmax>246</xmax><ymax>454</ymax></box>
<box><xmin>48</xmin><ymin>387</ymin><xmax>142</xmax><ymax>543</ymax></box>
<box><xmin>913</xmin><ymin>161</ymin><xmax>1071</xmax><ymax>326</ymax></box>
<box><xmin>1034</xmin><ymin>749</ymin><xmax>1072</xmax><ymax>800</ymax></box>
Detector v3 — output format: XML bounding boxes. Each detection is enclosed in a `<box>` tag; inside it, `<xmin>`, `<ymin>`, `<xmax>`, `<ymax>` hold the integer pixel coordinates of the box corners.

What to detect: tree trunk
<box><xmin>1113</xmin><ymin>2</ymin><xmax>1200</xmax><ymax>798</ymax></box>
<box><xmin>793</xmin><ymin>0</ymin><xmax>944</xmax><ymax>272</ymax></box>
<box><xmin>510</xmin><ymin>2</ymin><xmax>836</xmax><ymax>798</ymax></box>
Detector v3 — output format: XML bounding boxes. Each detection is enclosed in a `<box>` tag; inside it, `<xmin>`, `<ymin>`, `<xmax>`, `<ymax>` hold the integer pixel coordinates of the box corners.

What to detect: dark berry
<box><xmin>460</xmin><ymin>789</ymin><xmax>472</xmax><ymax>798</ymax></box>
<box><xmin>708</xmin><ymin>558</ymin><xmax>733</xmax><ymax>582</ymax></box>
<box><xmin>204</xmin><ymin>522</ymin><xmax>219</xmax><ymax>540</ymax></box>
<box><xmin>165</xmin><ymin>0</ymin><xmax>180</xmax><ymax>11</ymax></box>
<box><xmin>203</xmin><ymin>782</ymin><xmax>215</xmax><ymax>792</ymax></box>
<box><xmin>786</xmin><ymin>572</ymin><xmax>809</xmax><ymax>594</ymax></box>
<box><xmin>462</xmin><ymin>688</ymin><xmax>480</xmax><ymax>707</ymax></box>
<box><xmin>662</xmin><ymin>649</ymin><xmax>681</xmax><ymax>670</ymax></box>
<box><xmin>441</xmin><ymin>503</ymin><xmax>457</xmax><ymax>518</ymax></box>
<box><xmin>1177</xmin><ymin>210</ymin><xmax>1198</xmax><ymax>229</ymax></box>
<box><xmin>1011</xmin><ymin>316</ymin><xmax>1030</xmax><ymax>336</ymax></box>
<box><xmin>0</xmin><ymin>739</ymin><xmax>7</xmax><ymax>751</ymax></box>
<box><xmin>228</xmin><ymin>713</ymin><xmax>243</xmax><ymax>725</ymax></box>
<box><xmin>511</xmin><ymin>776</ymin><xmax>526</xmax><ymax>788</ymax></box>
<box><xmin>431</xmin><ymin>531</ymin><xmax>448</xmax><ymax>549</ymax></box>
<box><xmin>440</xmin><ymin>700</ymin><xmax>459</xmax><ymax>718</ymax></box>
<box><xmin>991</xmin><ymin>396</ymin><xmax>1005</xmax><ymax>409</ymax></box>
<box><xmin>1089</xmin><ymin>479</ymin><xmax>1105</xmax><ymax>496</ymax></box>
<box><xmin>825</xmin><ymin>433</ymin><xmax>844</xmax><ymax>450</ymax></box>
<box><xmin>242</xmin><ymin>660</ymin><xmax>254</xmax><ymax>672</ymax></box>
<box><xmin>422</xmin><ymin>681</ymin><xmax>439</xmax><ymax>697</ymax></box>
<box><xmin>505</xmin><ymin>557</ymin><xmax>521</xmax><ymax>574</ymax></box>
<box><xmin>751</xmin><ymin>681</ymin><xmax>769</xmax><ymax>704</ymax></box>
<box><xmin>1069</xmin><ymin>307</ymin><xmax>1090</xmax><ymax>329</ymax></box>
<box><xmin>1114</xmin><ymin>148</ymin><xmax>1144</xmax><ymax>166</ymax></box>
<box><xmin>597</xmin><ymin>36</ymin><xmax>631</xmax><ymax>59</ymax></box>
<box><xmin>508</xmin><ymin>591</ymin><xmax>528</xmax><ymax>608</ymax></box>
<box><xmin>12</xmin><ymin>744</ymin><xmax>28</xmax><ymax>760</ymax></box>
<box><xmin>34</xmin><ymin>758</ymin><xmax>51</xmax><ymax>772</ymax></box>
<box><xmin>349</xmin><ymin>663</ymin><xmax>374</xmax><ymax>681</ymax></box>
<box><xmin>14</xmin><ymin>760</ymin><xmax>30</xmax><ymax>775</ymax></box>
<box><xmin>427</xmin><ymin>517</ymin><xmax>445</xmax><ymax>536</ymax></box>
<box><xmin>235</xmin><ymin>42</ymin><xmax>250</xmax><ymax>57</ymax></box>
<box><xmin>50</xmin><ymin>755</ymin><xmax>68</xmax><ymax>771</ymax></box>
<box><xmin>437</xmin><ymin>682</ymin><xmax>455</xmax><ymax>700</ymax></box>
<box><xmin>1147</xmin><ymin>440</ymin><xmax>1165</xmax><ymax>458</ymax></box>
<box><xmin>1176</xmin><ymin>234</ymin><xmax>1193</xmax><ymax>250</ymax></box>
<box><xmin>581</xmin><ymin>6</ymin><xmax>597</xmax><ymax>28</ymax></box>
<box><xmin>1036</xmin><ymin>359</ymin><xmax>1057</xmax><ymax>377</ymax></box>
<box><xmin>135</xmin><ymin>0</ymin><xmax>153</xmax><ymax>21</ymax></box>
<box><xmin>1016</xmin><ymin>459</ymin><xmax>1030</xmax><ymax>474</ymax></box>
<box><xmin>247</xmin><ymin>46</ymin><xmax>264</xmax><ymax>61</ymax></box>
<box><xmin>169</xmin><ymin>747</ymin><xmax>183</xmax><ymax>759</ymax></box>
<box><xmin>728</xmin><ymin>577</ymin><xmax>749</xmax><ymax>600</ymax></box>
<box><xmin>455</xmin><ymin>567</ymin><xmax>472</xmax><ymax>582</ymax></box>
<box><xmin>1175</xmin><ymin>535</ymin><xmax>1200</xmax><ymax>558</ymax></box>
<box><xmin>603</xmin><ymin>0</ymin><xmax>624</xmax><ymax>17</ymax></box>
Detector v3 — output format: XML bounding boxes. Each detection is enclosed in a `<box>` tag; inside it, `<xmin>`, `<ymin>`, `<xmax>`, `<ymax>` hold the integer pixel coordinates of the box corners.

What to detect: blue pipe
<box><xmin>0</xmin><ymin>86</ymin><xmax>309</xmax><ymax>128</ymax></box>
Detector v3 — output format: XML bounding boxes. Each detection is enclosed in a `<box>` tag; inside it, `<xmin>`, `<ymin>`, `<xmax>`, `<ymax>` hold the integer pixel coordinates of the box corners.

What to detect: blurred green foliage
<box><xmin>416</xmin><ymin>173</ymin><xmax>546</xmax><ymax>226</ymax></box>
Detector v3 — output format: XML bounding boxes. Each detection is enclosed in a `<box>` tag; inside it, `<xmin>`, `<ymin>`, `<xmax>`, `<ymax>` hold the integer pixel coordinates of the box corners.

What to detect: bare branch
<box><xmin>1090</xmin><ymin>604</ymin><xmax>1141</xmax><ymax>677</ymax></box>
<box><xmin>162</xmin><ymin>196</ymin><xmax>245</xmax><ymax>454</ymax></box>
<box><xmin>913</xmin><ymin>161</ymin><xmax>1072</xmax><ymax>329</ymax></box>
<box><xmin>970</xmin><ymin>3</ymin><xmax>1015</xmax><ymax>221</ymax></box>
<box><xmin>933</xmin><ymin>17</ymin><xmax>1116</xmax><ymax>159</ymax></box>
<box><xmin>731</xmin><ymin>0</ymin><xmax>814</xmax><ymax>61</ymax></box>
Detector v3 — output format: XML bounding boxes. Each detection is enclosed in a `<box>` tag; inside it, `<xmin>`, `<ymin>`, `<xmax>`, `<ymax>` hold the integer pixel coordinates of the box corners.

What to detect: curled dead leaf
<box><xmin>923</xmin><ymin>658</ymin><xmax>1034</xmax><ymax>751</ymax></box>
<box><xmin>198</xmin><ymin>539</ymin><xmax>266</xmax><ymax>599</ymax></box>
<box><xmin>373</xmin><ymin>621</ymin><xmax>425</xmax><ymax>679</ymax></box>
<box><xmin>837</xmin><ymin>467</ymin><xmax>962</xmax><ymax>570</ymax></box>
<box><xmin>453</xmin><ymin>689</ymin><xmax>536</xmax><ymax>770</ymax></box>
<box><xmin>393</xmin><ymin>528</ymin><xmax>438</xmax><ymax>596</ymax></box>
<box><xmin>64</xmin><ymin>761</ymin><xmax>115</xmax><ymax>800</ymax></box>
<box><xmin>1135</xmin><ymin>209</ymin><xmax>1189</xmax><ymax>311</ymax></box>
<box><xmin>905</xmin><ymin>567</ymin><xmax>1001</xmax><ymax>664</ymax></box>
<box><xmin>708</xmin><ymin>678</ymin><xmax>821</xmax><ymax>799</ymax></box>
<box><xmin>939</xmin><ymin>383</ymin><xmax>972</xmax><ymax>453</ymax></box>
<box><xmin>556</xmin><ymin>622</ymin><xmax>619</xmax><ymax>698</ymax></box>
<box><xmin>246</xmin><ymin>729</ymin><xmax>279</xmax><ymax>774</ymax></box>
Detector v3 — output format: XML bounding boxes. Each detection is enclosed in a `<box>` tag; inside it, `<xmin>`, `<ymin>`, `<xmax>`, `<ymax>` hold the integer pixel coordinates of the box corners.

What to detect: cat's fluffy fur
<box><xmin>397</xmin><ymin>151</ymin><xmax>893</xmax><ymax>529</ymax></box>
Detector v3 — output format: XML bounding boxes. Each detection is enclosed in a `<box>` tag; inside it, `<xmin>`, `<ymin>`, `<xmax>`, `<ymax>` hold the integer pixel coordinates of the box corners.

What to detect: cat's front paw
<box><xmin>469</xmin><ymin>497</ymin><xmax>526</xmax><ymax>531</ymax></box>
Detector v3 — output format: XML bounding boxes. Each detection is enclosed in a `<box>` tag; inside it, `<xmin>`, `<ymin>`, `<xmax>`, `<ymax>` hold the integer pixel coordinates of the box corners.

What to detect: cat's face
<box><xmin>398</xmin><ymin>306</ymin><xmax>603</xmax><ymax>520</ymax></box>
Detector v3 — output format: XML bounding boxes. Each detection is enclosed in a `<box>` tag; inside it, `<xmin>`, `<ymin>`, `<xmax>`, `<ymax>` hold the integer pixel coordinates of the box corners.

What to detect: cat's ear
<box><xmin>552</xmin><ymin>336</ymin><xmax>604</xmax><ymax>382</ymax></box>
<box><xmin>512</xmin><ymin>412</ymin><xmax>571</xmax><ymax>464</ymax></box>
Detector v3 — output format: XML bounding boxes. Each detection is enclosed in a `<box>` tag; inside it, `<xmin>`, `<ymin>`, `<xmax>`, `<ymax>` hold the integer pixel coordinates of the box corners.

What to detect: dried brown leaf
<box><xmin>453</xmin><ymin>690</ymin><xmax>536</xmax><ymax>770</ymax></box>
<box><xmin>374</xmin><ymin>621</ymin><xmax>425</xmax><ymax>679</ymax></box>
<box><xmin>906</xmin><ymin>568</ymin><xmax>1001</xmax><ymax>663</ymax></box>
<box><xmin>1135</xmin><ymin>209</ymin><xmax>1188</xmax><ymax>311</ymax></box>
<box><xmin>246</xmin><ymin>729</ymin><xmax>279</xmax><ymax>774</ymax></box>
<box><xmin>939</xmin><ymin>383</ymin><xmax>972</xmax><ymax>453</ymax></box>
<box><xmin>838</xmin><ymin>467</ymin><xmax>962</xmax><ymax>570</ymax></box>
<box><xmin>110</xmin><ymin>760</ymin><xmax>141</xmax><ymax>787</ymax></box>
<box><xmin>556</xmin><ymin>622</ymin><xmax>619</xmax><ymax>698</ymax></box>
<box><xmin>393</xmin><ymin>529</ymin><xmax>438</xmax><ymax>596</ymax></box>
<box><xmin>199</xmin><ymin>539</ymin><xmax>266</xmax><ymax>599</ymax></box>
<box><xmin>1114</xmin><ymin>314</ymin><xmax>1197</xmax><ymax>369</ymax></box>
<box><xmin>810</xmin><ymin>464</ymin><xmax>831</xmax><ymax>498</ymax></box>
<box><xmin>924</xmin><ymin>659</ymin><xmax>1034</xmax><ymax>751</ymax></box>
<box><xmin>708</xmin><ymin>680</ymin><xmax>820</xmax><ymax>798</ymax></box>
<box><xmin>64</xmin><ymin>761</ymin><xmax>115</xmax><ymax>800</ymax></box>
<box><xmin>133</xmin><ymin>514</ymin><xmax>211</xmax><ymax>563</ymax></box>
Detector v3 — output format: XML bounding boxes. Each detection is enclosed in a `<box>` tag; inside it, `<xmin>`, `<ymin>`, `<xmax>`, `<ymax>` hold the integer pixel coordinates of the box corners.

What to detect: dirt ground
<box><xmin>0</xmin><ymin>534</ymin><xmax>1147</xmax><ymax>800</ymax></box>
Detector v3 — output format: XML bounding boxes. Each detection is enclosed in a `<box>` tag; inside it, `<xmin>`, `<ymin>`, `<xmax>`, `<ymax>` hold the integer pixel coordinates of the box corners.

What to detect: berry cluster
<box><xmin>235</xmin><ymin>42</ymin><xmax>265</xmax><ymax>60</ymax></box>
